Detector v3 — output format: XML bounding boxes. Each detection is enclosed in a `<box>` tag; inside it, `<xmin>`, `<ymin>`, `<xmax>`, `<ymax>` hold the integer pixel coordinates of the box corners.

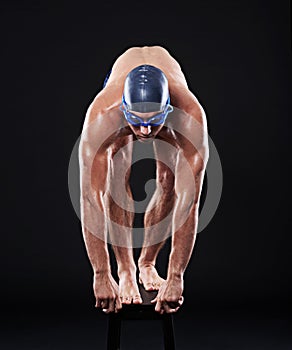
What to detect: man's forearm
<box><xmin>79</xmin><ymin>133</ymin><xmax>112</xmax><ymax>275</ymax></box>
<box><xmin>80</xmin><ymin>196</ymin><xmax>122</xmax><ymax>313</ymax></box>
<box><xmin>81</xmin><ymin>197</ymin><xmax>111</xmax><ymax>275</ymax></box>
<box><xmin>169</xmin><ymin>148</ymin><xmax>207</xmax><ymax>279</ymax></box>
<box><xmin>167</xmin><ymin>204</ymin><xmax>198</xmax><ymax>279</ymax></box>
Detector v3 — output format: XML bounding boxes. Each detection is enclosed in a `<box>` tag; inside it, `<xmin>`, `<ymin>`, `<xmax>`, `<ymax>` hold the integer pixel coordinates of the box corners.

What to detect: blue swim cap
<box><xmin>123</xmin><ymin>65</ymin><xmax>170</xmax><ymax>113</ymax></box>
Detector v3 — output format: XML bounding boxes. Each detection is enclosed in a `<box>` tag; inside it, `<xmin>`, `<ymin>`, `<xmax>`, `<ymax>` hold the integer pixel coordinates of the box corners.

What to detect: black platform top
<box><xmin>117</xmin><ymin>284</ymin><xmax>160</xmax><ymax>320</ymax></box>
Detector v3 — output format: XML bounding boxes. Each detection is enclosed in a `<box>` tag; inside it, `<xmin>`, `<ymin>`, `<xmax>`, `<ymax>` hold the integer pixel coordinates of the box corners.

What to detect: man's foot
<box><xmin>118</xmin><ymin>271</ymin><xmax>143</xmax><ymax>305</ymax></box>
<box><xmin>138</xmin><ymin>264</ymin><xmax>165</xmax><ymax>291</ymax></box>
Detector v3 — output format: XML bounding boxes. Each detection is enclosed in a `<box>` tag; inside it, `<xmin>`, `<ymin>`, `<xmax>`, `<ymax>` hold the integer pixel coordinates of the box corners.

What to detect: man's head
<box><xmin>121</xmin><ymin>65</ymin><xmax>173</xmax><ymax>142</ymax></box>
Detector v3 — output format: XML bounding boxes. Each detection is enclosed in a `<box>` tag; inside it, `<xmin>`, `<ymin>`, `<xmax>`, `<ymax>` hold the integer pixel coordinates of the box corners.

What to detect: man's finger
<box><xmin>155</xmin><ymin>298</ymin><xmax>162</xmax><ymax>312</ymax></box>
<box><xmin>151</xmin><ymin>296</ymin><xmax>157</xmax><ymax>304</ymax></box>
<box><xmin>115</xmin><ymin>297</ymin><xmax>122</xmax><ymax>312</ymax></box>
<box><xmin>166</xmin><ymin>295</ymin><xmax>184</xmax><ymax>309</ymax></box>
<box><xmin>100</xmin><ymin>299</ymin><xmax>109</xmax><ymax>309</ymax></box>
<box><xmin>106</xmin><ymin>299</ymin><xmax>115</xmax><ymax>313</ymax></box>
<box><xmin>167</xmin><ymin>302</ymin><xmax>179</xmax><ymax>309</ymax></box>
<box><xmin>163</xmin><ymin>303</ymin><xmax>177</xmax><ymax>314</ymax></box>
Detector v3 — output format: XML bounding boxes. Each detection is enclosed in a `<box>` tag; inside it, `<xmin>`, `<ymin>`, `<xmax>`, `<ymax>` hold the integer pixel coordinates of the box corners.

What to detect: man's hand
<box><xmin>151</xmin><ymin>276</ymin><xmax>184</xmax><ymax>314</ymax></box>
<box><xmin>93</xmin><ymin>272</ymin><xmax>122</xmax><ymax>314</ymax></box>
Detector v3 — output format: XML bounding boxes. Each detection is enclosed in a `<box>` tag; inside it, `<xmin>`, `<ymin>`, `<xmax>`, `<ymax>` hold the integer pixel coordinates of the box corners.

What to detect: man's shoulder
<box><xmin>161</xmin><ymin>93</ymin><xmax>208</xmax><ymax>157</ymax></box>
<box><xmin>81</xmin><ymin>96</ymin><xmax>127</xmax><ymax>153</ymax></box>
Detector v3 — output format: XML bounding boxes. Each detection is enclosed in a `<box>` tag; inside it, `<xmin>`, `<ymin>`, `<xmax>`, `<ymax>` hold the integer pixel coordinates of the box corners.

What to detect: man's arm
<box><xmin>79</xmin><ymin>108</ymin><xmax>122</xmax><ymax>314</ymax></box>
<box><xmin>153</xmin><ymin>144</ymin><xmax>209</xmax><ymax>313</ymax></box>
<box><xmin>154</xmin><ymin>92</ymin><xmax>209</xmax><ymax>313</ymax></box>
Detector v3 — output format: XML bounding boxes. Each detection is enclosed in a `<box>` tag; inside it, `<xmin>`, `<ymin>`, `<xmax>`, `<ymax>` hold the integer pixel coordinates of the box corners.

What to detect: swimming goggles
<box><xmin>120</xmin><ymin>101</ymin><xmax>173</xmax><ymax>127</ymax></box>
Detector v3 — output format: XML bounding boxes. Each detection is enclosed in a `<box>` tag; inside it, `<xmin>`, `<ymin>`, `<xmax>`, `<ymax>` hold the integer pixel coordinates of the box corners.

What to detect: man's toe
<box><xmin>145</xmin><ymin>282</ymin><xmax>154</xmax><ymax>291</ymax></box>
<box><xmin>122</xmin><ymin>296</ymin><xmax>132</xmax><ymax>304</ymax></box>
<box><xmin>153</xmin><ymin>282</ymin><xmax>161</xmax><ymax>290</ymax></box>
<box><xmin>133</xmin><ymin>294</ymin><xmax>142</xmax><ymax>304</ymax></box>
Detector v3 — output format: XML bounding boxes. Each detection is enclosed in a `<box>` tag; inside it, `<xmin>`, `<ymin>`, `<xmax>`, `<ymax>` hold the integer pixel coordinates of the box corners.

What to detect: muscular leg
<box><xmin>138</xmin><ymin>141</ymin><xmax>177</xmax><ymax>291</ymax></box>
<box><xmin>105</xmin><ymin>139</ymin><xmax>142</xmax><ymax>304</ymax></box>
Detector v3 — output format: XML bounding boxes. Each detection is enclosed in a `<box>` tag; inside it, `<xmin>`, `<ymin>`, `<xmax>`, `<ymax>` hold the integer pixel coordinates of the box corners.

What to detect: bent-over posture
<box><xmin>79</xmin><ymin>46</ymin><xmax>209</xmax><ymax>314</ymax></box>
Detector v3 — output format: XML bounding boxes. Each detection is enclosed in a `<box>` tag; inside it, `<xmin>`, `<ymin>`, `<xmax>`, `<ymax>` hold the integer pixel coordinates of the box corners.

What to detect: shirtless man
<box><xmin>79</xmin><ymin>46</ymin><xmax>209</xmax><ymax>314</ymax></box>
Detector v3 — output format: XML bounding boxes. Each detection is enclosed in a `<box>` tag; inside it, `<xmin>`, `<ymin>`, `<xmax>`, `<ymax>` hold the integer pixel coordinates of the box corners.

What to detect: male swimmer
<box><xmin>79</xmin><ymin>46</ymin><xmax>209</xmax><ymax>314</ymax></box>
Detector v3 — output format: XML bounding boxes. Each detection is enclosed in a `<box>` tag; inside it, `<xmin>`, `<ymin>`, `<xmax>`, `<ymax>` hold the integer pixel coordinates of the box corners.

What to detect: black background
<box><xmin>1</xmin><ymin>0</ymin><xmax>291</xmax><ymax>349</ymax></box>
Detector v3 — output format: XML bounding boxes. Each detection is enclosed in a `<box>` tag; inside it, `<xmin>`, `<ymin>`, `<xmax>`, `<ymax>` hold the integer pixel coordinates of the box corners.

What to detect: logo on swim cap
<box><xmin>123</xmin><ymin>65</ymin><xmax>170</xmax><ymax>113</ymax></box>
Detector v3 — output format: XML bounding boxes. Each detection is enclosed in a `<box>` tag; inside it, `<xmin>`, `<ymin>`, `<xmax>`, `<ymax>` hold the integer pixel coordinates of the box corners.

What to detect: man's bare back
<box><xmin>79</xmin><ymin>46</ymin><xmax>209</xmax><ymax>314</ymax></box>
